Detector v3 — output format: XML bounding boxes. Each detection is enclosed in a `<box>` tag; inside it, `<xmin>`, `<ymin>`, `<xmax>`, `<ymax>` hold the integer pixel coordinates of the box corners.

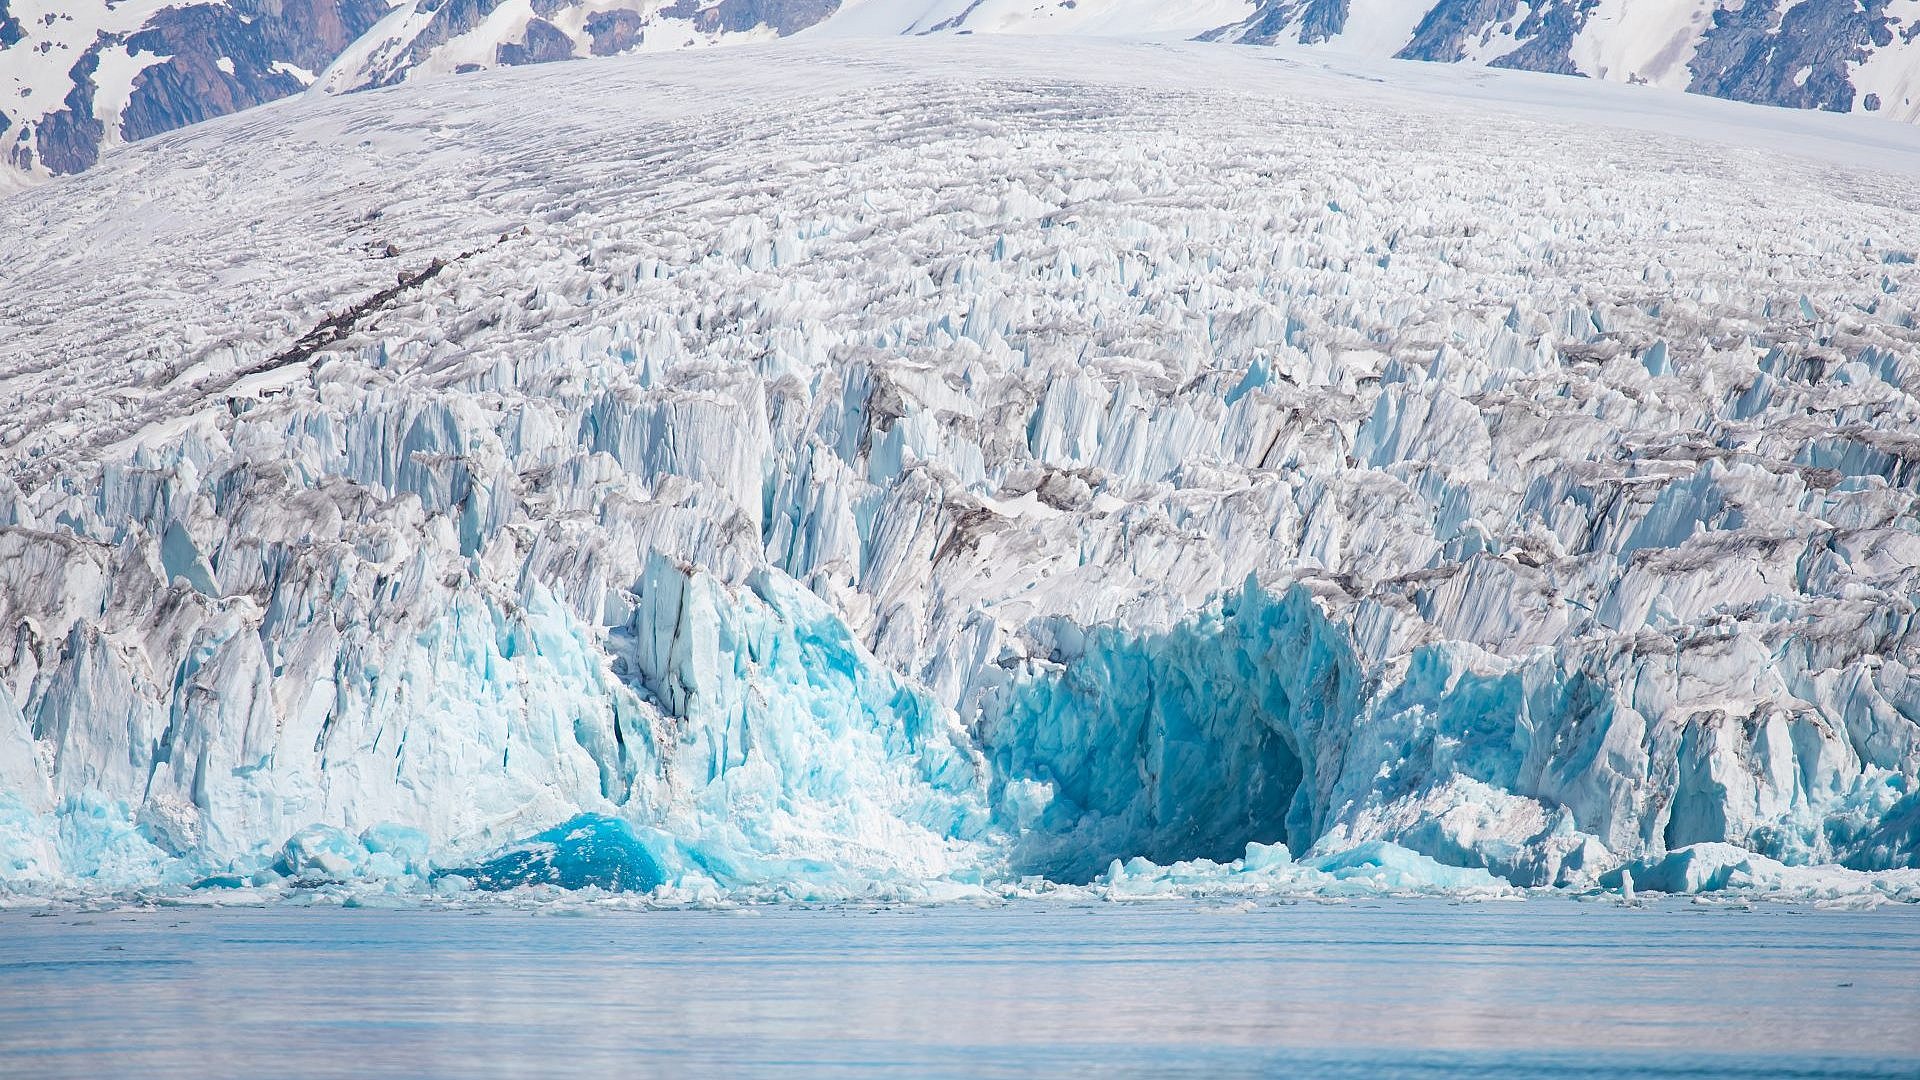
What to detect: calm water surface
<box><xmin>1</xmin><ymin>898</ymin><xmax>1916</xmax><ymax>1078</ymax></box>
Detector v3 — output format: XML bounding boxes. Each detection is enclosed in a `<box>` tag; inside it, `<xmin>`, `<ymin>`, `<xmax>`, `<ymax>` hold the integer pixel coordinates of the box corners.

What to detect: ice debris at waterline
<box><xmin>4</xmin><ymin>39</ymin><xmax>1920</xmax><ymax>905</ymax></box>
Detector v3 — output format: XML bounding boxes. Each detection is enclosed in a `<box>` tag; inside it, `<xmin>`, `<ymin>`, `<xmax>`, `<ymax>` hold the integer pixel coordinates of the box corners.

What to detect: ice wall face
<box><xmin>3</xmin><ymin>40</ymin><xmax>1920</xmax><ymax>899</ymax></box>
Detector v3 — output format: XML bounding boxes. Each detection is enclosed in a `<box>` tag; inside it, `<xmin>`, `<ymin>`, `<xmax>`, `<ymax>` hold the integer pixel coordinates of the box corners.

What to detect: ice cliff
<box><xmin>2</xmin><ymin>39</ymin><xmax>1920</xmax><ymax>902</ymax></box>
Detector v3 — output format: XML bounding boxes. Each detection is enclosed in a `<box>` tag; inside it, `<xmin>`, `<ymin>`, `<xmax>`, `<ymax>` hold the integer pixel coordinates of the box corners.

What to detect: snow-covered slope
<box><xmin>310</xmin><ymin>0</ymin><xmax>1260</xmax><ymax>94</ymax></box>
<box><xmin>0</xmin><ymin>0</ymin><xmax>387</xmax><ymax>178</ymax></box>
<box><xmin>321</xmin><ymin>0</ymin><xmax>1920</xmax><ymax>125</ymax></box>
<box><xmin>1219</xmin><ymin>0</ymin><xmax>1920</xmax><ymax>122</ymax></box>
<box><xmin>7</xmin><ymin>1</ymin><xmax>1920</xmax><ymax>186</ymax></box>
<box><xmin>3</xmin><ymin>38</ymin><xmax>1920</xmax><ymax>902</ymax></box>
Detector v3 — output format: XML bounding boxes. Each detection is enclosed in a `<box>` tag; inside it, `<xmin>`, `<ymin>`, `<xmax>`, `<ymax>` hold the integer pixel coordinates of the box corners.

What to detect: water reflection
<box><xmin>1</xmin><ymin>899</ymin><xmax>1915</xmax><ymax>1078</ymax></box>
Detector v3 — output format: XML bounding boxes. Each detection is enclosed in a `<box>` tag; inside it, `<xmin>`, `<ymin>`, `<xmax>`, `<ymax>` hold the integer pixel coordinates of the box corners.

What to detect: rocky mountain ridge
<box><xmin>3</xmin><ymin>0</ymin><xmax>1919</xmax><ymax>183</ymax></box>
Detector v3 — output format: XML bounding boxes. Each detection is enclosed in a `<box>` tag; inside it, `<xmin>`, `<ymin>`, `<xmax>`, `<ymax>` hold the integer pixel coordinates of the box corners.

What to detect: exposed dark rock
<box><xmin>120</xmin><ymin>12</ymin><xmax>301</xmax><ymax>141</ymax></box>
<box><xmin>690</xmin><ymin>0</ymin><xmax>841</xmax><ymax>37</ymax></box>
<box><xmin>586</xmin><ymin>9</ymin><xmax>645</xmax><ymax>56</ymax></box>
<box><xmin>250</xmin><ymin>252</ymin><xmax>467</xmax><ymax>377</ymax></box>
<box><xmin>1487</xmin><ymin>0</ymin><xmax>1592</xmax><ymax>76</ymax></box>
<box><xmin>1689</xmin><ymin>0</ymin><xmax>1890</xmax><ymax>113</ymax></box>
<box><xmin>497</xmin><ymin>18</ymin><xmax>576</xmax><ymax>66</ymax></box>
<box><xmin>0</xmin><ymin>2</ymin><xmax>23</xmax><ymax>48</ymax></box>
<box><xmin>362</xmin><ymin>0</ymin><xmax>507</xmax><ymax>88</ymax></box>
<box><xmin>119</xmin><ymin>0</ymin><xmax>389</xmax><ymax>142</ymax></box>
<box><xmin>1398</xmin><ymin>0</ymin><xmax>1523</xmax><ymax>64</ymax></box>
<box><xmin>1291</xmin><ymin>0</ymin><xmax>1349</xmax><ymax>44</ymax></box>
<box><xmin>5</xmin><ymin>125</ymin><xmax>30</xmax><ymax>173</ymax></box>
<box><xmin>1267</xmin><ymin>0</ymin><xmax>1592</xmax><ymax>73</ymax></box>
<box><xmin>35</xmin><ymin>41</ymin><xmax>105</xmax><ymax>175</ymax></box>
<box><xmin>1222</xmin><ymin>0</ymin><xmax>1911</xmax><ymax>106</ymax></box>
<box><xmin>918</xmin><ymin>0</ymin><xmax>990</xmax><ymax>34</ymax></box>
<box><xmin>4</xmin><ymin>0</ymin><xmax>852</xmax><ymax>181</ymax></box>
<box><xmin>1216</xmin><ymin>0</ymin><xmax>1350</xmax><ymax>46</ymax></box>
<box><xmin>231</xmin><ymin>0</ymin><xmax>391</xmax><ymax>71</ymax></box>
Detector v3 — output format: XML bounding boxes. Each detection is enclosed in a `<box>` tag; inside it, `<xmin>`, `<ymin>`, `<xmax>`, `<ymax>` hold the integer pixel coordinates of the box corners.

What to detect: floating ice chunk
<box><xmin>275</xmin><ymin>824</ymin><xmax>367</xmax><ymax>881</ymax></box>
<box><xmin>1242</xmin><ymin>840</ymin><xmax>1293</xmax><ymax>872</ymax></box>
<box><xmin>1599</xmin><ymin>843</ymin><xmax>1920</xmax><ymax>901</ymax></box>
<box><xmin>359</xmin><ymin>824</ymin><xmax>432</xmax><ymax>879</ymax></box>
<box><xmin>1303</xmin><ymin>840</ymin><xmax>1509</xmax><ymax>892</ymax></box>
<box><xmin>1092</xmin><ymin>838</ymin><xmax>1510</xmax><ymax>899</ymax></box>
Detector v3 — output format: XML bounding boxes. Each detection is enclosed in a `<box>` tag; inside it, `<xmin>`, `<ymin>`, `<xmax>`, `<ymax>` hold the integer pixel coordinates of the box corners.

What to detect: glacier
<box><xmin>3</xmin><ymin>38</ymin><xmax>1920</xmax><ymax>905</ymax></box>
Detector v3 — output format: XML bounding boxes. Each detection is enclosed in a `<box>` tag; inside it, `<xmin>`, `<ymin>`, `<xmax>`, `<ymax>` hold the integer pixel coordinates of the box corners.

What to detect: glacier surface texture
<box><xmin>3</xmin><ymin>39</ymin><xmax>1920</xmax><ymax>903</ymax></box>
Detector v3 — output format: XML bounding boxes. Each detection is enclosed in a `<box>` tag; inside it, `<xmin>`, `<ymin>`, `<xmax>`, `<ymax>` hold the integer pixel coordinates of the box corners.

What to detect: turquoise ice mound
<box><xmin>444</xmin><ymin>815</ymin><xmax>665</xmax><ymax>893</ymax></box>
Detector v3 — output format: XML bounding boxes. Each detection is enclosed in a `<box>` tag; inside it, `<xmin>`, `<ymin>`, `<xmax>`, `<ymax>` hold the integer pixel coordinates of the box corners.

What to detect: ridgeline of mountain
<box><xmin>3</xmin><ymin>0</ymin><xmax>1919</xmax><ymax>185</ymax></box>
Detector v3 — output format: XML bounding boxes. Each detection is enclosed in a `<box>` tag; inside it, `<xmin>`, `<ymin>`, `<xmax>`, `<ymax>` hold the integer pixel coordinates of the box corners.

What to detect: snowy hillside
<box><xmin>5</xmin><ymin>1</ymin><xmax>1920</xmax><ymax>185</ymax></box>
<box><xmin>3</xmin><ymin>38</ymin><xmax>1920</xmax><ymax>902</ymax></box>
<box><xmin>0</xmin><ymin>0</ymin><xmax>387</xmax><ymax>178</ymax></box>
<box><xmin>312</xmin><ymin>0</ymin><xmax>1920</xmax><ymax>122</ymax></box>
<box><xmin>312</xmin><ymin>0</ymin><xmax>1258</xmax><ymax>94</ymax></box>
<box><xmin>1220</xmin><ymin>0</ymin><xmax>1920</xmax><ymax>122</ymax></box>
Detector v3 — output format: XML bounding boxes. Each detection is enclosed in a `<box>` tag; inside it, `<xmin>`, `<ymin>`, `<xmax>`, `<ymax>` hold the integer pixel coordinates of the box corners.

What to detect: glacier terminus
<box><xmin>2</xmin><ymin>37</ymin><xmax>1920</xmax><ymax>908</ymax></box>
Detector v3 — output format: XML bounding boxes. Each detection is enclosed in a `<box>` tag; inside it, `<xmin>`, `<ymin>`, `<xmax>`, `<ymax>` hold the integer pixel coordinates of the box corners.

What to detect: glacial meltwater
<box><xmin>1</xmin><ymin>899</ymin><xmax>1916</xmax><ymax>1078</ymax></box>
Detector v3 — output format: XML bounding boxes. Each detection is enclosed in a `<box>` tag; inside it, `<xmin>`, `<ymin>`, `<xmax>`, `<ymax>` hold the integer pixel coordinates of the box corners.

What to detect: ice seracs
<box><xmin>1</xmin><ymin>38</ymin><xmax>1919</xmax><ymax>903</ymax></box>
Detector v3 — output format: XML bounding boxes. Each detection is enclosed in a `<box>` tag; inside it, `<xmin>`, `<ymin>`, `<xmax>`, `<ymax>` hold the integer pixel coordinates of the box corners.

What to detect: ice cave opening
<box><xmin>982</xmin><ymin>581</ymin><xmax>1361</xmax><ymax>883</ymax></box>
